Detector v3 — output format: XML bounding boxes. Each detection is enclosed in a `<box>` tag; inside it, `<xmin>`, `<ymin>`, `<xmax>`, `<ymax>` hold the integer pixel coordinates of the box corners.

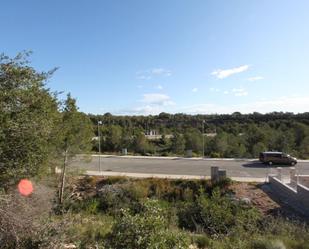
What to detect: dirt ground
<box><xmin>230</xmin><ymin>182</ymin><xmax>308</xmax><ymax>220</ymax></box>
<box><xmin>230</xmin><ymin>182</ymin><xmax>281</xmax><ymax>215</ymax></box>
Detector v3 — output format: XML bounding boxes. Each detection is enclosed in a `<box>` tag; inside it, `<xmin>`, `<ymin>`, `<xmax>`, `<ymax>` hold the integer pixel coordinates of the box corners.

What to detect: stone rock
<box><xmin>63</xmin><ymin>243</ymin><xmax>77</xmax><ymax>249</ymax></box>
<box><xmin>241</xmin><ymin>197</ymin><xmax>251</xmax><ymax>204</ymax></box>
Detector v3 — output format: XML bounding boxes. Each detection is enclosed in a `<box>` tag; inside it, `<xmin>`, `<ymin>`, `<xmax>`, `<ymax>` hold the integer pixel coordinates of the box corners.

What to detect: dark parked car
<box><xmin>259</xmin><ymin>151</ymin><xmax>297</xmax><ymax>166</ymax></box>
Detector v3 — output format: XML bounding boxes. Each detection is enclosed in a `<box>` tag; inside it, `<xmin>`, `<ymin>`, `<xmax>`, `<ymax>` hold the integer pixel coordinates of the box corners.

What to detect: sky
<box><xmin>1</xmin><ymin>0</ymin><xmax>309</xmax><ymax>115</ymax></box>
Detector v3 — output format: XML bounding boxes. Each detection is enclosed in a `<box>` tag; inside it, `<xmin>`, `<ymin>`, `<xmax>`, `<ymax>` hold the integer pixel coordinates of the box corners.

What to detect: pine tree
<box><xmin>58</xmin><ymin>94</ymin><xmax>93</xmax><ymax>204</ymax></box>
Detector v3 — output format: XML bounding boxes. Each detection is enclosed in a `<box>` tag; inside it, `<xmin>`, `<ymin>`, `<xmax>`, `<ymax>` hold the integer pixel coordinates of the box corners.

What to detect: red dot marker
<box><xmin>18</xmin><ymin>179</ymin><xmax>33</xmax><ymax>196</ymax></box>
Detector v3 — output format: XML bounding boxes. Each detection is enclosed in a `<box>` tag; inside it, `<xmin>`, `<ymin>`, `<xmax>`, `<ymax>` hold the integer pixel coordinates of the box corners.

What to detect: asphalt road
<box><xmin>71</xmin><ymin>156</ymin><xmax>309</xmax><ymax>179</ymax></box>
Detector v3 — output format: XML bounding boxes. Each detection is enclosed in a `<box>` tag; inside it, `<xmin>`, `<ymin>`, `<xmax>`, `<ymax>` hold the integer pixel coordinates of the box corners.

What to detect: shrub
<box><xmin>210</xmin><ymin>152</ymin><xmax>221</xmax><ymax>158</ymax></box>
<box><xmin>106</xmin><ymin>199</ymin><xmax>189</xmax><ymax>249</ymax></box>
<box><xmin>146</xmin><ymin>178</ymin><xmax>230</xmax><ymax>202</ymax></box>
<box><xmin>67</xmin><ymin>214</ymin><xmax>114</xmax><ymax>248</ymax></box>
<box><xmin>82</xmin><ymin>198</ymin><xmax>100</xmax><ymax>214</ymax></box>
<box><xmin>193</xmin><ymin>234</ymin><xmax>211</xmax><ymax>248</ymax></box>
<box><xmin>178</xmin><ymin>188</ymin><xmax>262</xmax><ymax>235</ymax></box>
<box><xmin>97</xmin><ymin>176</ymin><xmax>129</xmax><ymax>186</ymax></box>
<box><xmin>250</xmin><ymin>239</ymin><xmax>286</xmax><ymax>249</ymax></box>
<box><xmin>97</xmin><ymin>184</ymin><xmax>142</xmax><ymax>214</ymax></box>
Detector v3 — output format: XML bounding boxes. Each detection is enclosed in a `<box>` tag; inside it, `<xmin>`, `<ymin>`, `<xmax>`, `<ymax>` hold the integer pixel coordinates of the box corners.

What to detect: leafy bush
<box><xmin>72</xmin><ymin>198</ymin><xmax>100</xmax><ymax>214</ymax></box>
<box><xmin>193</xmin><ymin>234</ymin><xmax>211</xmax><ymax>248</ymax></box>
<box><xmin>97</xmin><ymin>176</ymin><xmax>129</xmax><ymax>185</ymax></box>
<box><xmin>210</xmin><ymin>152</ymin><xmax>221</xmax><ymax>158</ymax></box>
<box><xmin>66</xmin><ymin>214</ymin><xmax>113</xmax><ymax>248</ymax></box>
<box><xmin>105</xmin><ymin>199</ymin><xmax>189</xmax><ymax>249</ymax></box>
<box><xmin>146</xmin><ymin>178</ymin><xmax>230</xmax><ymax>202</ymax></box>
<box><xmin>178</xmin><ymin>188</ymin><xmax>262</xmax><ymax>235</ymax></box>
<box><xmin>260</xmin><ymin>217</ymin><xmax>309</xmax><ymax>249</ymax></box>
<box><xmin>250</xmin><ymin>239</ymin><xmax>286</xmax><ymax>249</ymax></box>
<box><xmin>97</xmin><ymin>184</ymin><xmax>143</xmax><ymax>214</ymax></box>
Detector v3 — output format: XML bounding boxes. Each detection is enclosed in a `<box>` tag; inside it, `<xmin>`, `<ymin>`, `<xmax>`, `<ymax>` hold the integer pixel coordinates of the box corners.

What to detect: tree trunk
<box><xmin>59</xmin><ymin>150</ymin><xmax>68</xmax><ymax>204</ymax></box>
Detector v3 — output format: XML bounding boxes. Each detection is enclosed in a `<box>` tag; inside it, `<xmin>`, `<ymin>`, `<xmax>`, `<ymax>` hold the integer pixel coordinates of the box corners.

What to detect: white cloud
<box><xmin>114</xmin><ymin>105</ymin><xmax>162</xmax><ymax>115</ymax></box>
<box><xmin>136</xmin><ymin>74</ymin><xmax>151</xmax><ymax>80</ymax></box>
<box><xmin>141</xmin><ymin>93</ymin><xmax>175</xmax><ymax>106</ymax></box>
<box><xmin>151</xmin><ymin>68</ymin><xmax>172</xmax><ymax>76</ymax></box>
<box><xmin>211</xmin><ymin>65</ymin><xmax>249</xmax><ymax>79</ymax></box>
<box><xmin>247</xmin><ymin>76</ymin><xmax>264</xmax><ymax>81</ymax></box>
<box><xmin>179</xmin><ymin>96</ymin><xmax>309</xmax><ymax>114</ymax></box>
<box><xmin>210</xmin><ymin>87</ymin><xmax>220</xmax><ymax>92</ymax></box>
<box><xmin>111</xmin><ymin>95</ymin><xmax>309</xmax><ymax>116</ymax></box>
<box><xmin>132</xmin><ymin>105</ymin><xmax>162</xmax><ymax>115</ymax></box>
<box><xmin>136</xmin><ymin>68</ymin><xmax>172</xmax><ymax>80</ymax></box>
<box><xmin>115</xmin><ymin>93</ymin><xmax>175</xmax><ymax>115</ymax></box>
<box><xmin>156</xmin><ymin>84</ymin><xmax>163</xmax><ymax>90</ymax></box>
<box><xmin>192</xmin><ymin>87</ymin><xmax>198</xmax><ymax>92</ymax></box>
<box><xmin>223</xmin><ymin>90</ymin><xmax>229</xmax><ymax>95</ymax></box>
<box><xmin>232</xmin><ymin>88</ymin><xmax>248</xmax><ymax>97</ymax></box>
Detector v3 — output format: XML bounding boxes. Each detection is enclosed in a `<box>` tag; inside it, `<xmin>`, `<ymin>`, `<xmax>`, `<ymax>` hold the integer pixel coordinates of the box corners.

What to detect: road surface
<box><xmin>71</xmin><ymin>156</ymin><xmax>309</xmax><ymax>180</ymax></box>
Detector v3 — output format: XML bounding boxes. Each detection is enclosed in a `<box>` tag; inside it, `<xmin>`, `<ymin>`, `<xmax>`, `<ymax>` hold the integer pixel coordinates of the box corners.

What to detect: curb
<box><xmin>89</xmin><ymin>154</ymin><xmax>259</xmax><ymax>162</ymax></box>
<box><xmin>88</xmin><ymin>155</ymin><xmax>309</xmax><ymax>163</ymax></box>
<box><xmin>84</xmin><ymin>170</ymin><xmax>266</xmax><ymax>183</ymax></box>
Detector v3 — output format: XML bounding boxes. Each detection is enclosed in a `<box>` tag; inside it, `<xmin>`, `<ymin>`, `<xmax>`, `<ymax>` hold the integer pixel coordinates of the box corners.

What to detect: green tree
<box><xmin>294</xmin><ymin>122</ymin><xmax>309</xmax><ymax>147</ymax></box>
<box><xmin>121</xmin><ymin>128</ymin><xmax>133</xmax><ymax>150</ymax></box>
<box><xmin>275</xmin><ymin>130</ymin><xmax>295</xmax><ymax>153</ymax></box>
<box><xmin>157</xmin><ymin>134</ymin><xmax>171</xmax><ymax>154</ymax></box>
<box><xmin>105</xmin><ymin>125</ymin><xmax>123</xmax><ymax>151</ymax></box>
<box><xmin>132</xmin><ymin>132</ymin><xmax>148</xmax><ymax>154</ymax></box>
<box><xmin>171</xmin><ymin>133</ymin><xmax>185</xmax><ymax>155</ymax></box>
<box><xmin>226</xmin><ymin>134</ymin><xmax>247</xmax><ymax>158</ymax></box>
<box><xmin>300</xmin><ymin>136</ymin><xmax>309</xmax><ymax>159</ymax></box>
<box><xmin>184</xmin><ymin>128</ymin><xmax>202</xmax><ymax>153</ymax></box>
<box><xmin>214</xmin><ymin>133</ymin><xmax>229</xmax><ymax>157</ymax></box>
<box><xmin>245</xmin><ymin>124</ymin><xmax>266</xmax><ymax>156</ymax></box>
<box><xmin>0</xmin><ymin>52</ymin><xmax>60</xmax><ymax>186</ymax></box>
<box><xmin>252</xmin><ymin>142</ymin><xmax>267</xmax><ymax>157</ymax></box>
<box><xmin>58</xmin><ymin>94</ymin><xmax>93</xmax><ymax>204</ymax></box>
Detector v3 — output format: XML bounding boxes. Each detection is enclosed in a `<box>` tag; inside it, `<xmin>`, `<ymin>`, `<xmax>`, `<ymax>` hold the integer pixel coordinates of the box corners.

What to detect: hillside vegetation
<box><xmin>3</xmin><ymin>176</ymin><xmax>308</xmax><ymax>249</ymax></box>
<box><xmin>89</xmin><ymin>112</ymin><xmax>309</xmax><ymax>159</ymax></box>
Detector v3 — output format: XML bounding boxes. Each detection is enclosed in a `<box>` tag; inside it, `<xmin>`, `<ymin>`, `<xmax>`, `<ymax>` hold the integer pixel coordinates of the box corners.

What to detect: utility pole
<box><xmin>202</xmin><ymin>120</ymin><xmax>205</xmax><ymax>158</ymax></box>
<box><xmin>98</xmin><ymin>121</ymin><xmax>102</xmax><ymax>172</ymax></box>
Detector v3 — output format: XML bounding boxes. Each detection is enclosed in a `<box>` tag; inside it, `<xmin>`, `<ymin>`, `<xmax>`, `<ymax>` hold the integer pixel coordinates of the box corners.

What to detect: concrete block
<box><xmin>277</xmin><ymin>167</ymin><xmax>282</xmax><ymax>181</ymax></box>
<box><xmin>186</xmin><ymin>150</ymin><xmax>193</xmax><ymax>158</ymax></box>
<box><xmin>211</xmin><ymin>166</ymin><xmax>219</xmax><ymax>182</ymax></box>
<box><xmin>218</xmin><ymin>169</ymin><xmax>227</xmax><ymax>180</ymax></box>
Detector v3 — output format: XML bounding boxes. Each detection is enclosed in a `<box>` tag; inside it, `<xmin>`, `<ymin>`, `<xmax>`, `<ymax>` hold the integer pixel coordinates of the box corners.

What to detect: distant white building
<box><xmin>145</xmin><ymin>130</ymin><xmax>158</xmax><ymax>136</ymax></box>
<box><xmin>204</xmin><ymin>133</ymin><xmax>217</xmax><ymax>137</ymax></box>
<box><xmin>145</xmin><ymin>134</ymin><xmax>174</xmax><ymax>140</ymax></box>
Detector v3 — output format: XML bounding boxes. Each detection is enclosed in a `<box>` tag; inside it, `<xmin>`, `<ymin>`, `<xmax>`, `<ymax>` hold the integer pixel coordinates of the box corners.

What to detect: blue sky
<box><xmin>1</xmin><ymin>0</ymin><xmax>309</xmax><ymax>115</ymax></box>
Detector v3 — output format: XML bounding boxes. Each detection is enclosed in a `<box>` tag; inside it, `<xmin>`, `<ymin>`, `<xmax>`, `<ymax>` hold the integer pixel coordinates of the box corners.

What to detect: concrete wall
<box><xmin>269</xmin><ymin>176</ymin><xmax>297</xmax><ymax>201</ymax></box>
<box><xmin>297</xmin><ymin>184</ymin><xmax>309</xmax><ymax>208</ymax></box>
<box><xmin>299</xmin><ymin>176</ymin><xmax>309</xmax><ymax>187</ymax></box>
<box><xmin>268</xmin><ymin>176</ymin><xmax>309</xmax><ymax>215</ymax></box>
<box><xmin>290</xmin><ymin>174</ymin><xmax>309</xmax><ymax>188</ymax></box>
<box><xmin>286</xmin><ymin>167</ymin><xmax>309</xmax><ymax>188</ymax></box>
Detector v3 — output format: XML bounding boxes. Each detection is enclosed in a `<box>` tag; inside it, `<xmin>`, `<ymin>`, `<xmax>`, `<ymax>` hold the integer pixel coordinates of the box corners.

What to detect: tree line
<box><xmin>89</xmin><ymin>112</ymin><xmax>309</xmax><ymax>159</ymax></box>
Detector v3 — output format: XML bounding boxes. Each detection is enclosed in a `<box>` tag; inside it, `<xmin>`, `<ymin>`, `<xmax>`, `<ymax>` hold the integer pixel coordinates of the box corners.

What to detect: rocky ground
<box><xmin>230</xmin><ymin>182</ymin><xmax>309</xmax><ymax>221</ymax></box>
